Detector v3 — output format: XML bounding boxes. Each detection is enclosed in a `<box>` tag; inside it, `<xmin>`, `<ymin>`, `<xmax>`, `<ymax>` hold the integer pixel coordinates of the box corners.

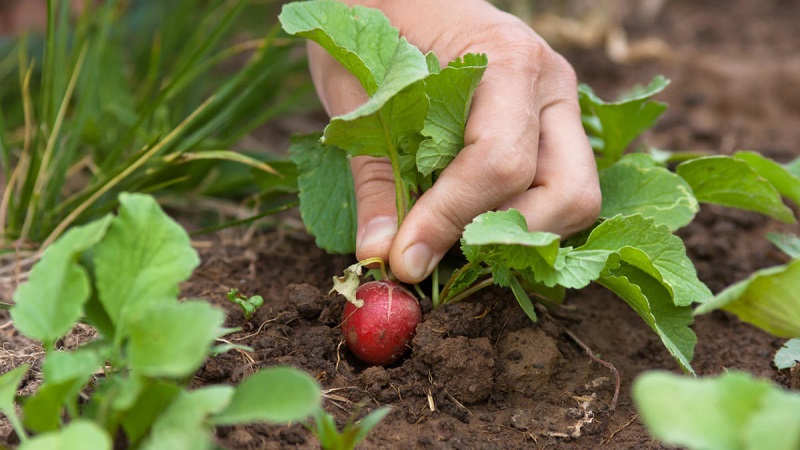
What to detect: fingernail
<box><xmin>403</xmin><ymin>243</ymin><xmax>434</xmax><ymax>281</ymax></box>
<box><xmin>357</xmin><ymin>216</ymin><xmax>397</xmax><ymax>252</ymax></box>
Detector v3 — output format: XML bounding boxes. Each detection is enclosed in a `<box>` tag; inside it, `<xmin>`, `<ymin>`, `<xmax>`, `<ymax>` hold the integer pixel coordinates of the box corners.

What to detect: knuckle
<box><xmin>352</xmin><ymin>157</ymin><xmax>395</xmax><ymax>204</ymax></box>
<box><xmin>563</xmin><ymin>180</ymin><xmax>603</xmax><ymax>230</ymax></box>
<box><xmin>479</xmin><ymin>141</ymin><xmax>537</xmax><ymax>194</ymax></box>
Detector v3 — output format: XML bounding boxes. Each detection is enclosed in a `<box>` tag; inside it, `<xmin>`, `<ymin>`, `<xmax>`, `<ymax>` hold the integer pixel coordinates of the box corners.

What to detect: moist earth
<box><xmin>1</xmin><ymin>0</ymin><xmax>799</xmax><ymax>448</ymax></box>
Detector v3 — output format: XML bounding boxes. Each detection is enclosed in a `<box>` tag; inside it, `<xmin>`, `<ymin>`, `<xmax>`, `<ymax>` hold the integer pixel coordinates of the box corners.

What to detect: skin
<box><xmin>308</xmin><ymin>0</ymin><xmax>602</xmax><ymax>283</ymax></box>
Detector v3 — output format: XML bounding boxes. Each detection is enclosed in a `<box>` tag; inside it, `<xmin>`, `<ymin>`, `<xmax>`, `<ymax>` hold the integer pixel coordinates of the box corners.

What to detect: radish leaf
<box><xmin>92</xmin><ymin>193</ymin><xmax>200</xmax><ymax>331</ymax></box>
<box><xmin>323</xmin><ymin>38</ymin><xmax>429</xmax><ymax>157</ymax></box>
<box><xmin>127</xmin><ymin>301</ymin><xmax>226</xmax><ymax>378</ymax></box>
<box><xmin>11</xmin><ymin>217</ymin><xmax>112</xmax><ymax>347</ymax></box>
<box><xmin>766</xmin><ymin>232</ymin><xmax>800</xmax><ymax>259</ymax></box>
<box><xmin>734</xmin><ymin>150</ymin><xmax>800</xmax><ymax>206</ymax></box>
<box><xmin>579</xmin><ymin>75</ymin><xmax>669</xmax><ymax>169</ymax></box>
<box><xmin>278</xmin><ymin>0</ymin><xmax>398</xmax><ymax>94</ymax></box>
<box><xmin>213</xmin><ymin>366</ymin><xmax>321</xmax><ymax>425</ymax></box>
<box><xmin>417</xmin><ymin>54</ymin><xmax>487</xmax><ymax>176</ymax></box>
<box><xmin>775</xmin><ymin>339</ymin><xmax>800</xmax><ymax>370</ymax></box>
<box><xmin>19</xmin><ymin>420</ymin><xmax>112</xmax><ymax>450</ymax></box>
<box><xmin>694</xmin><ymin>259</ymin><xmax>800</xmax><ymax>338</ymax></box>
<box><xmin>676</xmin><ymin>155</ymin><xmax>796</xmax><ymax>223</ymax></box>
<box><xmin>142</xmin><ymin>386</ymin><xmax>235</xmax><ymax>450</ymax></box>
<box><xmin>599</xmin><ymin>261</ymin><xmax>696</xmax><ymax>373</ymax></box>
<box><xmin>579</xmin><ymin>214</ymin><xmax>712</xmax><ymax>306</ymax></box>
<box><xmin>599</xmin><ymin>154</ymin><xmax>698</xmax><ymax>230</ymax></box>
<box><xmin>289</xmin><ymin>134</ymin><xmax>356</xmax><ymax>253</ymax></box>
<box><xmin>634</xmin><ymin>371</ymin><xmax>800</xmax><ymax>450</ymax></box>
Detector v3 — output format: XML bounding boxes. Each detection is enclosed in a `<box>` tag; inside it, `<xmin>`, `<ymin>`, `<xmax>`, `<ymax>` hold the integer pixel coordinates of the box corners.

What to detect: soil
<box><xmin>1</xmin><ymin>0</ymin><xmax>799</xmax><ymax>448</ymax></box>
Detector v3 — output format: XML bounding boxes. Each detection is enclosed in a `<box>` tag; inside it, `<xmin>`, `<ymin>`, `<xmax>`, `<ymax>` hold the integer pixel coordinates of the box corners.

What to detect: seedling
<box><xmin>227</xmin><ymin>288</ymin><xmax>265</xmax><ymax>320</ymax></box>
<box><xmin>0</xmin><ymin>194</ymin><xmax>321</xmax><ymax>448</ymax></box>
<box><xmin>310</xmin><ymin>407</ymin><xmax>391</xmax><ymax>450</ymax></box>
<box><xmin>280</xmin><ymin>0</ymin><xmax>800</xmax><ymax>372</ymax></box>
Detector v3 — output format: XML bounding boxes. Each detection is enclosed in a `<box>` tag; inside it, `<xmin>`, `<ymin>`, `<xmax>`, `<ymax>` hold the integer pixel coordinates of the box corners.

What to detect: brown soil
<box><xmin>1</xmin><ymin>0</ymin><xmax>799</xmax><ymax>448</ymax></box>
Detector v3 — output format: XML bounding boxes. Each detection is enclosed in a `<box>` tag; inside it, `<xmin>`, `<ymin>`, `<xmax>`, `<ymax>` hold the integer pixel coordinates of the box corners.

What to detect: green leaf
<box><xmin>633</xmin><ymin>371</ymin><xmax>800</xmax><ymax>450</ymax></box>
<box><xmin>775</xmin><ymin>339</ymin><xmax>800</xmax><ymax>370</ymax></box>
<box><xmin>121</xmin><ymin>381</ymin><xmax>182</xmax><ymax>446</ymax></box>
<box><xmin>786</xmin><ymin>156</ymin><xmax>800</xmax><ymax>178</ymax></box>
<box><xmin>212</xmin><ymin>366</ymin><xmax>321</xmax><ymax>425</ymax></box>
<box><xmin>676</xmin><ymin>156</ymin><xmax>796</xmax><ymax>223</ymax></box>
<box><xmin>694</xmin><ymin>259</ymin><xmax>800</xmax><ymax>338</ymax></box>
<box><xmin>519</xmin><ymin>248</ymin><xmax>610</xmax><ymax>289</ymax></box>
<box><xmin>169</xmin><ymin>150</ymin><xmax>279</xmax><ymax>175</ymax></box>
<box><xmin>509</xmin><ymin>276</ymin><xmax>537</xmax><ymax>323</ymax></box>
<box><xmin>11</xmin><ymin>216</ymin><xmax>112</xmax><ymax>346</ymax></box>
<box><xmin>440</xmin><ymin>263</ymin><xmax>485</xmax><ymax>304</ymax></box>
<box><xmin>323</xmin><ymin>38</ymin><xmax>429</xmax><ymax>157</ymax></box>
<box><xmin>126</xmin><ymin>301</ymin><xmax>226</xmax><ymax>378</ymax></box>
<box><xmin>580</xmin><ymin>214</ymin><xmax>712</xmax><ymax>306</ymax></box>
<box><xmin>351</xmin><ymin>406</ymin><xmax>392</xmax><ymax>447</ymax></box>
<box><xmin>416</xmin><ymin>53</ymin><xmax>487</xmax><ymax>175</ymax></box>
<box><xmin>92</xmin><ymin>193</ymin><xmax>200</xmax><ymax>331</ymax></box>
<box><xmin>599</xmin><ymin>155</ymin><xmax>698</xmax><ymax>230</ymax></box>
<box><xmin>279</xmin><ymin>0</ymin><xmax>400</xmax><ymax>94</ymax></box>
<box><xmin>579</xmin><ymin>75</ymin><xmax>670</xmax><ymax>168</ymax></box>
<box><xmin>462</xmin><ymin>209</ymin><xmax>561</xmax><ymax>267</ymax></box>
<box><xmin>766</xmin><ymin>233</ymin><xmax>800</xmax><ymax>259</ymax></box>
<box><xmin>141</xmin><ymin>386</ymin><xmax>234</xmax><ymax>450</ymax></box>
<box><xmin>23</xmin><ymin>349</ymin><xmax>102</xmax><ymax>433</ymax></box>
<box><xmin>0</xmin><ymin>365</ymin><xmax>29</xmax><ymax>440</ymax></box>
<box><xmin>289</xmin><ymin>134</ymin><xmax>357</xmax><ymax>254</ymax></box>
<box><xmin>19</xmin><ymin>420</ymin><xmax>112</xmax><ymax>450</ymax></box>
<box><xmin>734</xmin><ymin>150</ymin><xmax>800</xmax><ymax>206</ymax></box>
<box><xmin>599</xmin><ymin>260</ymin><xmax>696</xmax><ymax>373</ymax></box>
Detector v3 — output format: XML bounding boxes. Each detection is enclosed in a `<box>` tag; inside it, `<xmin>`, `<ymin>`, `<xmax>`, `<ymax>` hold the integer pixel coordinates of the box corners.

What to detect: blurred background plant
<box><xmin>0</xmin><ymin>0</ymin><xmax>316</xmax><ymax>262</ymax></box>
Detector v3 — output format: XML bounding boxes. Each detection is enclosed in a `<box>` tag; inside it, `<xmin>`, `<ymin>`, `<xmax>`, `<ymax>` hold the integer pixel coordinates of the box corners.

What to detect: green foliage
<box><xmin>766</xmin><ymin>232</ymin><xmax>800</xmax><ymax>259</ymax></box>
<box><xmin>599</xmin><ymin>154</ymin><xmax>698</xmax><ymax>230</ymax></box>
<box><xmin>226</xmin><ymin>288</ymin><xmax>265</xmax><ymax>320</ymax></box>
<box><xmin>310</xmin><ymin>407</ymin><xmax>391</xmax><ymax>450</ymax></box>
<box><xmin>289</xmin><ymin>133</ymin><xmax>357</xmax><ymax>254</ymax></box>
<box><xmin>676</xmin><ymin>155</ymin><xmax>796</xmax><ymax>223</ymax></box>
<box><xmin>279</xmin><ymin>0</ymin><xmax>487</xmax><ymax>248</ymax></box>
<box><xmin>1</xmin><ymin>0</ymin><xmax>310</xmax><ymax>250</ymax></box>
<box><xmin>579</xmin><ymin>75</ymin><xmax>670</xmax><ymax>169</ymax></box>
<box><xmin>0</xmin><ymin>193</ymin><xmax>321</xmax><ymax>447</ymax></box>
<box><xmin>633</xmin><ymin>371</ymin><xmax>800</xmax><ymax>450</ymax></box>
<box><xmin>460</xmin><ymin>210</ymin><xmax>701</xmax><ymax>373</ymax></box>
<box><xmin>694</xmin><ymin>259</ymin><xmax>800</xmax><ymax>338</ymax></box>
<box><xmin>774</xmin><ymin>339</ymin><xmax>800</xmax><ymax>370</ymax></box>
<box><xmin>282</xmin><ymin>0</ymin><xmax>800</xmax><ymax>377</ymax></box>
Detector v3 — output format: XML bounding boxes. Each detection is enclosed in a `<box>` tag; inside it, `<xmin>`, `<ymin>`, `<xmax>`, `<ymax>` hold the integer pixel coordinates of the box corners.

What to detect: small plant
<box><xmin>310</xmin><ymin>406</ymin><xmax>391</xmax><ymax>450</ymax></box>
<box><xmin>279</xmin><ymin>0</ymin><xmax>800</xmax><ymax>371</ymax></box>
<box><xmin>633</xmin><ymin>232</ymin><xmax>800</xmax><ymax>449</ymax></box>
<box><xmin>633</xmin><ymin>371</ymin><xmax>800</xmax><ymax>450</ymax></box>
<box><xmin>226</xmin><ymin>288</ymin><xmax>265</xmax><ymax>320</ymax></box>
<box><xmin>0</xmin><ymin>193</ymin><xmax>321</xmax><ymax>448</ymax></box>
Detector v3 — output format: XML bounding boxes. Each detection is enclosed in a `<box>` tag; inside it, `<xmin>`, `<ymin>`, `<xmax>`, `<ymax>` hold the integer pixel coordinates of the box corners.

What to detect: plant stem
<box><xmin>358</xmin><ymin>257</ymin><xmax>388</xmax><ymax>280</ymax></box>
<box><xmin>439</xmin><ymin>262</ymin><xmax>490</xmax><ymax>302</ymax></box>
<box><xmin>445</xmin><ymin>277</ymin><xmax>494</xmax><ymax>305</ymax></box>
<box><xmin>377</xmin><ymin>112</ymin><xmax>407</xmax><ymax>225</ymax></box>
<box><xmin>431</xmin><ymin>265</ymin><xmax>440</xmax><ymax>307</ymax></box>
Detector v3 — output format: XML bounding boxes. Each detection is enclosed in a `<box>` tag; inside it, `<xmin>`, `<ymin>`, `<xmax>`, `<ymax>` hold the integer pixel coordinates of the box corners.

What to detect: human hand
<box><xmin>307</xmin><ymin>0</ymin><xmax>601</xmax><ymax>283</ymax></box>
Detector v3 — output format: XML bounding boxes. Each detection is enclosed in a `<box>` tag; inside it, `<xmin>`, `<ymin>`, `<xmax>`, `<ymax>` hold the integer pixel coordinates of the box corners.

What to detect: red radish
<box><xmin>342</xmin><ymin>280</ymin><xmax>422</xmax><ymax>365</ymax></box>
